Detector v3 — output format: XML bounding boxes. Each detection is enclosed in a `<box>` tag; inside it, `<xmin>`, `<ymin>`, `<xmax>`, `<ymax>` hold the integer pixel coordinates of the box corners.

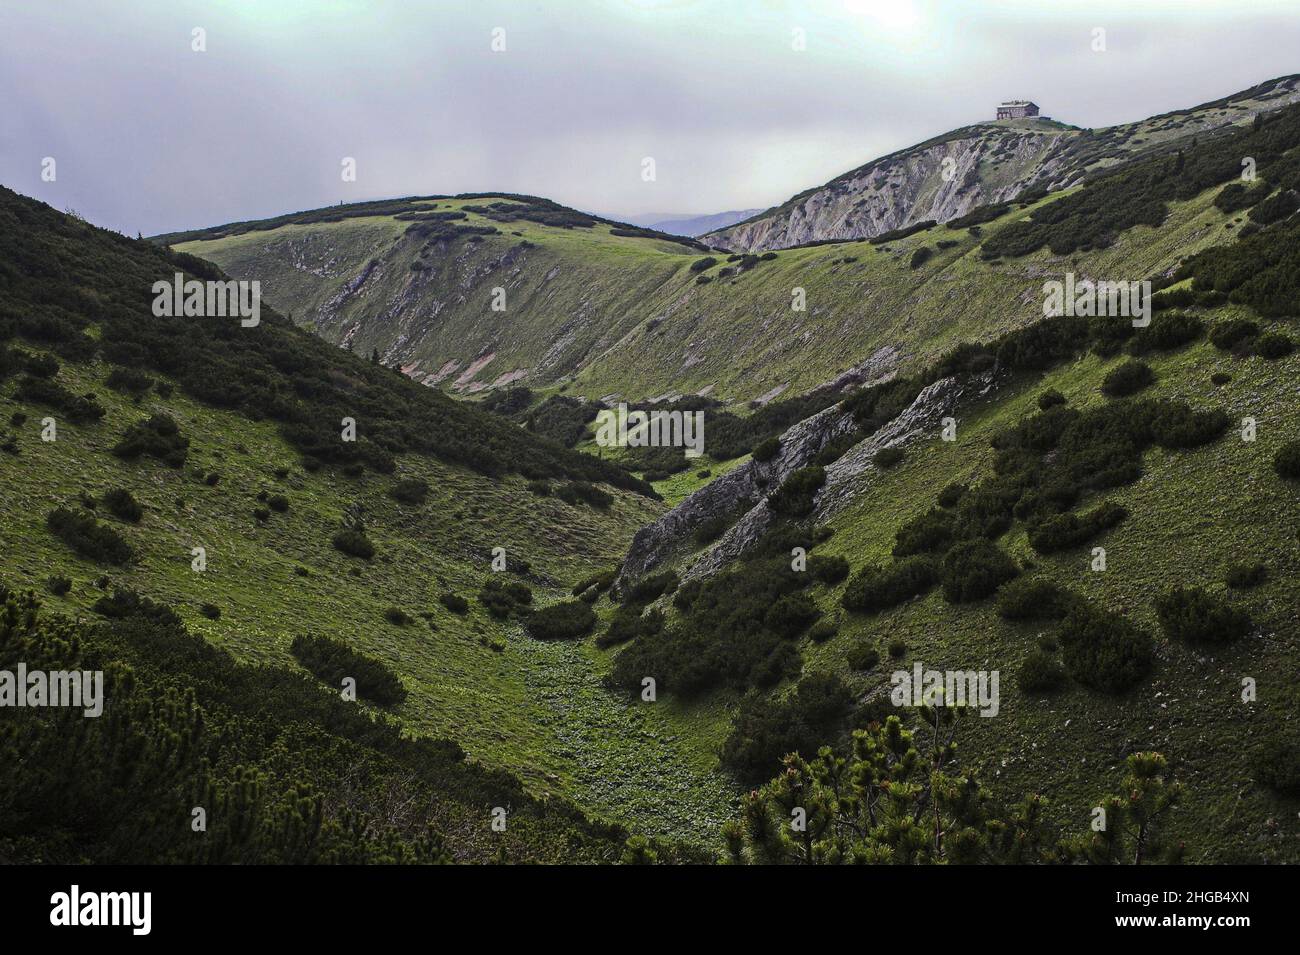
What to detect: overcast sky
<box><xmin>3</xmin><ymin>0</ymin><xmax>1299</xmax><ymax>236</ymax></box>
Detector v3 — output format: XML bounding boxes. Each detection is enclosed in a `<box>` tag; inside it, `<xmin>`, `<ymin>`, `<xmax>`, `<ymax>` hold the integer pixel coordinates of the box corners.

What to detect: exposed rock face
<box><xmin>615</xmin><ymin>399</ymin><xmax>858</xmax><ymax>590</ymax></box>
<box><xmin>615</xmin><ymin>369</ymin><xmax>996</xmax><ymax>590</ymax></box>
<box><xmin>706</xmin><ymin>124</ymin><xmax>1073</xmax><ymax>253</ymax></box>
<box><xmin>705</xmin><ymin>77</ymin><xmax>1300</xmax><ymax>253</ymax></box>
<box><xmin>816</xmin><ymin>372</ymin><xmax>996</xmax><ymax>519</ymax></box>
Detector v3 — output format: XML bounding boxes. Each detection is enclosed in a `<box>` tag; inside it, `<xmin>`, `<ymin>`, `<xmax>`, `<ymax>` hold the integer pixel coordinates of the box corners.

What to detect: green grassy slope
<box><xmin>793</xmin><ymin>328</ymin><xmax>1300</xmax><ymax>860</ymax></box>
<box><xmin>0</xmin><ymin>360</ymin><xmax>740</xmax><ymax>839</ymax></box>
<box><xmin>0</xmin><ymin>187</ymin><xmax>739</xmax><ymax>853</ymax></box>
<box><xmin>173</xmin><ymin>181</ymin><xmax>1237</xmax><ymax>408</ymax></box>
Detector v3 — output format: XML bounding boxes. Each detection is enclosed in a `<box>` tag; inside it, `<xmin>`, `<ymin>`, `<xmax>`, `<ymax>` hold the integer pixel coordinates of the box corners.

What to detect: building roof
<box><xmin>998</xmin><ymin>100</ymin><xmax>1037</xmax><ymax>107</ymax></box>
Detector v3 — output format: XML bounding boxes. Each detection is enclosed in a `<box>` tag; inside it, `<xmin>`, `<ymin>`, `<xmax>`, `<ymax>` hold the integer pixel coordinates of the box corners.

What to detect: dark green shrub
<box><xmin>1126</xmin><ymin>312</ymin><xmax>1204</xmax><ymax>355</ymax></box>
<box><xmin>1252</xmin><ymin>729</ymin><xmax>1300</xmax><ymax>796</ymax></box>
<box><xmin>841</xmin><ymin>556</ymin><xmax>938</xmax><ymax>613</ymax></box>
<box><xmin>1210</xmin><ymin>372</ymin><xmax>1231</xmax><ymax>386</ymax></box>
<box><xmin>608</xmin><ymin>555</ymin><xmax>807</xmax><ymax>697</ymax></box>
<box><xmin>267</xmin><ymin>494</ymin><xmax>289</xmax><ymax>512</ymax></box>
<box><xmin>887</xmin><ymin>638</ymin><xmax>907</xmax><ymax>658</ymax></box>
<box><xmin>1029</xmin><ymin>501</ymin><xmax>1128</xmax><ymax>553</ymax></box>
<box><xmin>808</xmin><ymin>553</ymin><xmax>850</xmax><ymax>585</ymax></box>
<box><xmin>689</xmin><ymin>256</ymin><xmax>718</xmax><ymax>273</ymax></box>
<box><xmin>572</xmin><ymin>569</ymin><xmax>616</xmax><ymax>597</ymax></box>
<box><xmin>332</xmin><ymin>528</ymin><xmax>375</xmax><ymax>560</ymax></box>
<box><xmin>111</xmin><ymin>414</ymin><xmax>189</xmax><ymax>468</ymax></box>
<box><xmin>1256</xmin><ymin>331</ymin><xmax>1294</xmax><ymax>359</ymax></box>
<box><xmin>526</xmin><ymin>479</ymin><xmax>551</xmax><ymax>496</ymax></box>
<box><xmin>46</xmin><ymin>575</ymin><xmax>72</xmax><ymax>596</ymax></box>
<box><xmin>556</xmin><ymin>481</ymin><xmax>613</xmax><ymax>509</ymax></box>
<box><xmin>767</xmin><ymin>465</ymin><xmax>826</xmax><ymax>517</ymax></box>
<box><xmin>719</xmin><ymin>673</ymin><xmax>854</xmax><ymax>783</ymax></box>
<box><xmin>1274</xmin><ymin>441</ymin><xmax>1300</xmax><ymax>479</ymax></box>
<box><xmin>1037</xmin><ymin>389</ymin><xmax>1067</xmax><ymax>410</ymax></box>
<box><xmin>91</xmin><ymin>587</ymin><xmax>182</xmax><ymax>626</ymax></box>
<box><xmin>389</xmin><ymin>478</ymin><xmax>429</xmax><ymax>504</ymax></box>
<box><xmin>199</xmin><ymin>603</ymin><xmax>221</xmax><ymax>620</ymax></box>
<box><xmin>438</xmin><ymin>592</ymin><xmax>469</xmax><ymax>615</ymax></box>
<box><xmin>807</xmin><ymin>620</ymin><xmax>837</xmax><ymax>643</ymax></box>
<box><xmin>996</xmin><ymin>576</ymin><xmax>1076</xmax><ymax>620</ymax></box>
<box><xmin>290</xmin><ymin>633</ymin><xmax>407</xmax><ymax>706</ymax></box>
<box><xmin>46</xmin><ymin>507</ymin><xmax>135</xmax><ymax>565</ymax></box>
<box><xmin>909</xmin><ymin>246</ymin><xmax>934</xmax><ymax>269</ymax></box>
<box><xmin>874</xmin><ymin>446</ymin><xmax>905</xmax><ymax>468</ymax></box>
<box><xmin>1209</xmin><ymin>319</ymin><xmax>1258</xmax><ymax>350</ymax></box>
<box><xmin>693</xmin><ymin>514</ymin><xmax>732</xmax><ymax>546</ymax></box>
<box><xmin>1147</xmin><ymin>401</ymin><xmax>1230</xmax><ymax>448</ymax></box>
<box><xmin>526</xmin><ymin>600</ymin><xmax>597</xmax><ymax>640</ymax></box>
<box><xmin>751</xmin><ymin>437</ymin><xmax>780</xmax><ymax>462</ymax></box>
<box><xmin>1225</xmin><ymin>562</ymin><xmax>1268</xmax><ymax>589</ymax></box>
<box><xmin>1101</xmin><ymin>360</ymin><xmax>1155</xmax><ymax>398</ymax></box>
<box><xmin>22</xmin><ymin>352</ymin><xmax>59</xmax><ymax>378</ymax></box>
<box><xmin>596</xmin><ymin>606</ymin><xmax>663</xmax><ymax>649</ymax></box>
<box><xmin>845</xmin><ymin>642</ymin><xmax>880</xmax><ymax>670</ymax></box>
<box><xmin>1018</xmin><ymin>649</ymin><xmax>1067</xmax><ymax>694</ymax></box>
<box><xmin>16</xmin><ymin>376</ymin><xmax>106</xmax><ymax>422</ymax></box>
<box><xmin>763</xmin><ymin>592</ymin><xmax>820</xmax><ymax>638</ymax></box>
<box><xmin>1154</xmin><ymin>586</ymin><xmax>1252</xmax><ymax>644</ymax></box>
<box><xmin>936</xmin><ymin>482</ymin><xmax>967</xmax><ymax>508</ymax></box>
<box><xmin>478</xmin><ymin>578</ymin><xmax>532</xmax><ymax>618</ymax></box>
<box><xmin>102</xmin><ymin>488</ymin><xmax>143</xmax><ymax>523</ymax></box>
<box><xmin>939</xmin><ymin>539</ymin><xmax>1019</xmax><ymax>603</ymax></box>
<box><xmin>616</xmin><ymin>572</ymin><xmax>675</xmax><ymax>610</ymax></box>
<box><xmin>1247</xmin><ymin>188</ymin><xmax>1299</xmax><ymax>225</ymax></box>
<box><xmin>105</xmin><ymin>367</ymin><xmax>154</xmax><ymax>395</ymax></box>
<box><xmin>892</xmin><ymin>507</ymin><xmax>955</xmax><ymax>556</ymax></box>
<box><xmin>1058</xmin><ymin>605</ymin><xmax>1153</xmax><ymax>693</ymax></box>
<box><xmin>1213</xmin><ymin>180</ymin><xmax>1270</xmax><ymax>213</ymax></box>
<box><xmin>253</xmin><ymin>506</ymin><xmax>271</xmax><ymax>522</ymax></box>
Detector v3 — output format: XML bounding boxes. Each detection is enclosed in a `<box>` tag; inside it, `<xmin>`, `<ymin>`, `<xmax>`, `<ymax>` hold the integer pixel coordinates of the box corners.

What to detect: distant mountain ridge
<box><xmin>611</xmin><ymin>209</ymin><xmax>764</xmax><ymax>237</ymax></box>
<box><xmin>705</xmin><ymin>74</ymin><xmax>1300</xmax><ymax>251</ymax></box>
<box><xmin>165</xmin><ymin>74</ymin><xmax>1300</xmax><ymax>406</ymax></box>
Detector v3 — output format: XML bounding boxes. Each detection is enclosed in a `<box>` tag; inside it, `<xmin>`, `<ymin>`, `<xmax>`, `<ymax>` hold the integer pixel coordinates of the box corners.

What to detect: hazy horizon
<box><xmin>3</xmin><ymin>0</ymin><xmax>1299</xmax><ymax>236</ymax></box>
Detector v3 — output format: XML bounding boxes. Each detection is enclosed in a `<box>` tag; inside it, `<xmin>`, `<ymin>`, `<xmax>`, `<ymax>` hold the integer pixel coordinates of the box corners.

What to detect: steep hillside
<box><xmin>0</xmin><ymin>187</ymin><xmax>733</xmax><ymax>857</ymax></box>
<box><xmin>166</xmin><ymin>78</ymin><xmax>1300</xmax><ymax>409</ymax></box>
<box><xmin>599</xmin><ymin>116</ymin><xmax>1300</xmax><ymax>860</ymax></box>
<box><xmin>5</xmin><ymin>69</ymin><xmax>1300</xmax><ymax>865</ymax></box>
<box><xmin>706</xmin><ymin>74</ymin><xmax>1300</xmax><ymax>252</ymax></box>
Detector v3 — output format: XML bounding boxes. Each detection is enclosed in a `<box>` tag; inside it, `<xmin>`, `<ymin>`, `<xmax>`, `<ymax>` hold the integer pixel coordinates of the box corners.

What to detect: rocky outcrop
<box><xmin>614</xmin><ymin>399</ymin><xmax>858</xmax><ymax>589</ymax></box>
<box><xmin>705</xmin><ymin>76</ymin><xmax>1300</xmax><ymax>253</ymax></box>
<box><xmin>615</xmin><ymin>368</ymin><xmax>997</xmax><ymax>590</ymax></box>
<box><xmin>816</xmin><ymin>373</ymin><xmax>996</xmax><ymax>518</ymax></box>
<box><xmin>706</xmin><ymin>124</ymin><xmax>1072</xmax><ymax>253</ymax></box>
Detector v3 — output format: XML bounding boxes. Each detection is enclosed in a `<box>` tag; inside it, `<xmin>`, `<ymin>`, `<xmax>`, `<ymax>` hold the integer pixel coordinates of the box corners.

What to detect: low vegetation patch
<box><xmin>1154</xmin><ymin>586</ymin><xmax>1252</xmax><ymax>644</ymax></box>
<box><xmin>289</xmin><ymin>633</ymin><xmax>407</xmax><ymax>706</ymax></box>
<box><xmin>46</xmin><ymin>507</ymin><xmax>135</xmax><ymax>565</ymax></box>
<box><xmin>526</xmin><ymin>600</ymin><xmax>597</xmax><ymax>640</ymax></box>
